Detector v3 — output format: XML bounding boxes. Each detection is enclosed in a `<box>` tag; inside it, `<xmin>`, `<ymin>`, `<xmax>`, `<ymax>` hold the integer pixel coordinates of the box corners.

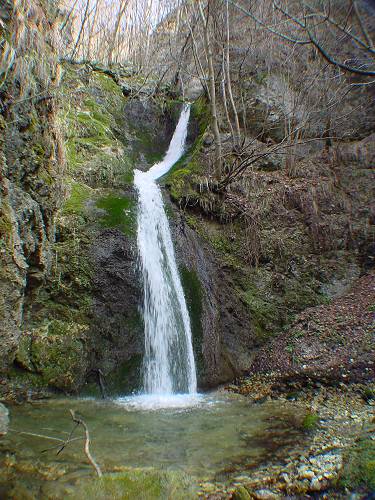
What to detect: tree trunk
<box><xmin>198</xmin><ymin>1</ymin><xmax>222</xmax><ymax>174</ymax></box>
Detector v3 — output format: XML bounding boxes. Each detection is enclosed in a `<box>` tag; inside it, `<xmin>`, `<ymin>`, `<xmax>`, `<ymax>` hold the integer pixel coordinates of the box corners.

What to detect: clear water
<box><xmin>134</xmin><ymin>104</ymin><xmax>197</xmax><ymax>395</ymax></box>
<box><xmin>1</xmin><ymin>393</ymin><xmax>304</xmax><ymax>486</ymax></box>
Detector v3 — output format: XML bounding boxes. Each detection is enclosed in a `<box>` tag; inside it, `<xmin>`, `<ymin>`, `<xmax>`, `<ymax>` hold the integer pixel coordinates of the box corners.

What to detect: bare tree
<box><xmin>198</xmin><ymin>0</ymin><xmax>223</xmax><ymax>172</ymax></box>
<box><xmin>228</xmin><ymin>0</ymin><xmax>375</xmax><ymax>82</ymax></box>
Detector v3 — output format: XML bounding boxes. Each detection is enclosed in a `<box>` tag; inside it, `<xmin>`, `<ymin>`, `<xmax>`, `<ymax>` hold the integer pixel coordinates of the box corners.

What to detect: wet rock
<box><xmin>309</xmin><ymin>477</ymin><xmax>324</xmax><ymax>491</ymax></box>
<box><xmin>252</xmin><ymin>489</ymin><xmax>280</xmax><ymax>499</ymax></box>
<box><xmin>203</xmin><ymin>133</ymin><xmax>214</xmax><ymax>147</ymax></box>
<box><xmin>232</xmin><ymin>485</ymin><xmax>251</xmax><ymax>500</ymax></box>
<box><xmin>173</xmin><ymin>217</ymin><xmax>255</xmax><ymax>387</ymax></box>
<box><xmin>0</xmin><ymin>403</ymin><xmax>9</xmax><ymax>435</ymax></box>
<box><xmin>299</xmin><ymin>469</ymin><xmax>315</xmax><ymax>480</ymax></box>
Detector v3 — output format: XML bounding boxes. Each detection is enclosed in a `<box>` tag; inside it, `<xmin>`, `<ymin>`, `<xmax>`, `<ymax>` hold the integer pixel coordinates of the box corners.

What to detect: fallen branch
<box><xmin>69</xmin><ymin>409</ymin><xmax>102</xmax><ymax>477</ymax></box>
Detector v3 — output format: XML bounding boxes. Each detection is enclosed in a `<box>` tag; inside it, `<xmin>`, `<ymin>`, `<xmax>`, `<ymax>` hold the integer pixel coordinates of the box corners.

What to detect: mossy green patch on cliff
<box><xmin>0</xmin><ymin>200</ymin><xmax>13</xmax><ymax>246</ymax></box>
<box><xmin>61</xmin><ymin>65</ymin><xmax>128</xmax><ymax>188</ymax></box>
<box><xmin>96</xmin><ymin>193</ymin><xmax>136</xmax><ymax>235</ymax></box>
<box><xmin>63</xmin><ymin>180</ymin><xmax>93</xmax><ymax>215</ymax></box>
<box><xmin>180</xmin><ymin>267</ymin><xmax>204</xmax><ymax>377</ymax></box>
<box><xmin>301</xmin><ymin>412</ymin><xmax>320</xmax><ymax>432</ymax></box>
<box><xmin>92</xmin><ymin>72</ymin><xmax>123</xmax><ymax>96</ymax></box>
<box><xmin>191</xmin><ymin>96</ymin><xmax>210</xmax><ymax>134</ymax></box>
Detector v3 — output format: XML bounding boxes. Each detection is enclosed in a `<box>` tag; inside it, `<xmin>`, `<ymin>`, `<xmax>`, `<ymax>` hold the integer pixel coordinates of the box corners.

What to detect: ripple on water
<box><xmin>116</xmin><ymin>392</ymin><xmax>210</xmax><ymax>411</ymax></box>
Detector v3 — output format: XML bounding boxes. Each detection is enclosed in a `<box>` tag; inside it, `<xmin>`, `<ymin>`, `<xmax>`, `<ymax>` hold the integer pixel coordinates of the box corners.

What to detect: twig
<box><xmin>8</xmin><ymin>428</ymin><xmax>65</xmax><ymax>442</ymax></box>
<box><xmin>41</xmin><ymin>437</ymin><xmax>84</xmax><ymax>454</ymax></box>
<box><xmin>56</xmin><ymin>421</ymin><xmax>80</xmax><ymax>456</ymax></box>
<box><xmin>69</xmin><ymin>410</ymin><xmax>102</xmax><ymax>477</ymax></box>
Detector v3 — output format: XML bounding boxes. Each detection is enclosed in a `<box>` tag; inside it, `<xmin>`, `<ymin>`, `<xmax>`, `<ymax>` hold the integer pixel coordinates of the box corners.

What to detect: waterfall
<box><xmin>134</xmin><ymin>105</ymin><xmax>197</xmax><ymax>395</ymax></box>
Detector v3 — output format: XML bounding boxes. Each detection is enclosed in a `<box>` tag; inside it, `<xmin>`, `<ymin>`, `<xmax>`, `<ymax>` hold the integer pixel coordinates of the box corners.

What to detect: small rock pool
<box><xmin>0</xmin><ymin>392</ymin><xmax>306</xmax><ymax>498</ymax></box>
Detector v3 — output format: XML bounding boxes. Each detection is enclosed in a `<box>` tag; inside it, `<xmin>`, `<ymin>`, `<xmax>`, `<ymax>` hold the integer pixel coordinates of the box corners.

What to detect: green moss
<box><xmin>63</xmin><ymin>180</ymin><xmax>93</xmax><ymax>214</ymax></box>
<box><xmin>191</xmin><ymin>96</ymin><xmax>210</xmax><ymax>134</ymax></box>
<box><xmin>180</xmin><ymin>267</ymin><xmax>204</xmax><ymax>377</ymax></box>
<box><xmin>92</xmin><ymin>72</ymin><xmax>123</xmax><ymax>96</ymax></box>
<box><xmin>301</xmin><ymin>412</ymin><xmax>320</xmax><ymax>432</ymax></box>
<box><xmin>122</xmin><ymin>168</ymin><xmax>134</xmax><ymax>185</ymax></box>
<box><xmin>361</xmin><ymin>387</ymin><xmax>375</xmax><ymax>402</ymax></box>
<box><xmin>339</xmin><ymin>434</ymin><xmax>375</xmax><ymax>491</ymax></box>
<box><xmin>96</xmin><ymin>193</ymin><xmax>136</xmax><ymax>235</ymax></box>
<box><xmin>31</xmin><ymin>143</ymin><xmax>46</xmax><ymax>167</ymax></box>
<box><xmin>67</xmin><ymin>469</ymin><xmax>196</xmax><ymax>500</ymax></box>
<box><xmin>0</xmin><ymin>201</ymin><xmax>13</xmax><ymax>243</ymax></box>
<box><xmin>240</xmin><ymin>285</ymin><xmax>276</xmax><ymax>341</ymax></box>
<box><xmin>65</xmin><ymin>139</ymin><xmax>84</xmax><ymax>170</ymax></box>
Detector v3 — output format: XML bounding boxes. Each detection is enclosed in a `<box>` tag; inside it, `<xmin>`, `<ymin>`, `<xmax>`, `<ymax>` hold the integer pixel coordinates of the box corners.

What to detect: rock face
<box><xmin>173</xmin><ymin>216</ymin><xmax>254</xmax><ymax>387</ymax></box>
<box><xmin>0</xmin><ymin>50</ymin><xmax>187</xmax><ymax>396</ymax></box>
<box><xmin>89</xmin><ymin>228</ymin><xmax>143</xmax><ymax>393</ymax></box>
<box><xmin>0</xmin><ymin>1</ymin><xmax>64</xmax><ymax>372</ymax></box>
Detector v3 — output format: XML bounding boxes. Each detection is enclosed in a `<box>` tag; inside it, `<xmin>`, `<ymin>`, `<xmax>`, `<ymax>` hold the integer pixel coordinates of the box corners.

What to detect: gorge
<box><xmin>0</xmin><ymin>0</ymin><xmax>374</xmax><ymax>498</ymax></box>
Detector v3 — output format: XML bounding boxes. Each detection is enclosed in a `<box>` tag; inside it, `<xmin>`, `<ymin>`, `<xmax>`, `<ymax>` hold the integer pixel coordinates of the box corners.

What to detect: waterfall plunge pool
<box><xmin>0</xmin><ymin>392</ymin><xmax>308</xmax><ymax>497</ymax></box>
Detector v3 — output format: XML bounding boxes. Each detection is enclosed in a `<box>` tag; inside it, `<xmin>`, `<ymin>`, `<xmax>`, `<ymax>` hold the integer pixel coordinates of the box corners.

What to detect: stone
<box><xmin>252</xmin><ymin>489</ymin><xmax>280</xmax><ymax>500</ymax></box>
<box><xmin>309</xmin><ymin>477</ymin><xmax>322</xmax><ymax>491</ymax></box>
<box><xmin>0</xmin><ymin>403</ymin><xmax>9</xmax><ymax>435</ymax></box>
<box><xmin>300</xmin><ymin>470</ymin><xmax>315</xmax><ymax>480</ymax></box>
<box><xmin>203</xmin><ymin>133</ymin><xmax>214</xmax><ymax>147</ymax></box>
<box><xmin>231</xmin><ymin>485</ymin><xmax>251</xmax><ymax>500</ymax></box>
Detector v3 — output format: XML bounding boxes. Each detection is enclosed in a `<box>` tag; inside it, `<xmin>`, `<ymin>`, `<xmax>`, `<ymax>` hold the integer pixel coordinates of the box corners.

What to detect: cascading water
<box><xmin>134</xmin><ymin>104</ymin><xmax>197</xmax><ymax>396</ymax></box>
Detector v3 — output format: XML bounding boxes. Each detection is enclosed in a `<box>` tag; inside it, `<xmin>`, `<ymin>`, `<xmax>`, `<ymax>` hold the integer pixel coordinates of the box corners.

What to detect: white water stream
<box><xmin>134</xmin><ymin>104</ymin><xmax>197</xmax><ymax>397</ymax></box>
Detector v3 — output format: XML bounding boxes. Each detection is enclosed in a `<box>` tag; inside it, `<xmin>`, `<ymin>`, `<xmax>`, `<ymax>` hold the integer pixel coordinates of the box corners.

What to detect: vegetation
<box><xmin>339</xmin><ymin>434</ymin><xmax>375</xmax><ymax>492</ymax></box>
<box><xmin>96</xmin><ymin>193</ymin><xmax>136</xmax><ymax>235</ymax></box>
<box><xmin>67</xmin><ymin>470</ymin><xmax>196</xmax><ymax>500</ymax></box>
<box><xmin>301</xmin><ymin>412</ymin><xmax>320</xmax><ymax>432</ymax></box>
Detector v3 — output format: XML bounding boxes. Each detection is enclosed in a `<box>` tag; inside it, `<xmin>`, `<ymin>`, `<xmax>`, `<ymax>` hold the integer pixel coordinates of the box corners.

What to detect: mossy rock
<box><xmin>29</xmin><ymin>320</ymin><xmax>89</xmax><ymax>391</ymax></box>
<box><xmin>231</xmin><ymin>485</ymin><xmax>251</xmax><ymax>500</ymax></box>
<box><xmin>66</xmin><ymin>469</ymin><xmax>196</xmax><ymax>500</ymax></box>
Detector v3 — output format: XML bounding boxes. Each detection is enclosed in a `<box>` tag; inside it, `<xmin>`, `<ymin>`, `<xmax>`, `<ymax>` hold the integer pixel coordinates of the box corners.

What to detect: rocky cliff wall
<box><xmin>0</xmin><ymin>0</ymin><xmax>64</xmax><ymax>374</ymax></box>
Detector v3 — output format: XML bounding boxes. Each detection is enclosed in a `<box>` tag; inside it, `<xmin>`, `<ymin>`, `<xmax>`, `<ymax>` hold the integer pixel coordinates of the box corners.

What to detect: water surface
<box><xmin>1</xmin><ymin>392</ymin><xmax>304</xmax><ymax>489</ymax></box>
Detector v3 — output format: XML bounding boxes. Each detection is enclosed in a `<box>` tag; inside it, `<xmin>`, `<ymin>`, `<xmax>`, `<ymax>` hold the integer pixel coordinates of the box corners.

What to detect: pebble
<box><xmin>300</xmin><ymin>470</ymin><xmax>315</xmax><ymax>480</ymax></box>
<box><xmin>252</xmin><ymin>489</ymin><xmax>280</xmax><ymax>500</ymax></box>
<box><xmin>279</xmin><ymin>473</ymin><xmax>290</xmax><ymax>484</ymax></box>
<box><xmin>310</xmin><ymin>477</ymin><xmax>322</xmax><ymax>491</ymax></box>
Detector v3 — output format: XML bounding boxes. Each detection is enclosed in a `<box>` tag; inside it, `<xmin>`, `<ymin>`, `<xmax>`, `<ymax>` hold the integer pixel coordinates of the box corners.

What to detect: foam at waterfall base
<box><xmin>116</xmin><ymin>393</ymin><xmax>205</xmax><ymax>411</ymax></box>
